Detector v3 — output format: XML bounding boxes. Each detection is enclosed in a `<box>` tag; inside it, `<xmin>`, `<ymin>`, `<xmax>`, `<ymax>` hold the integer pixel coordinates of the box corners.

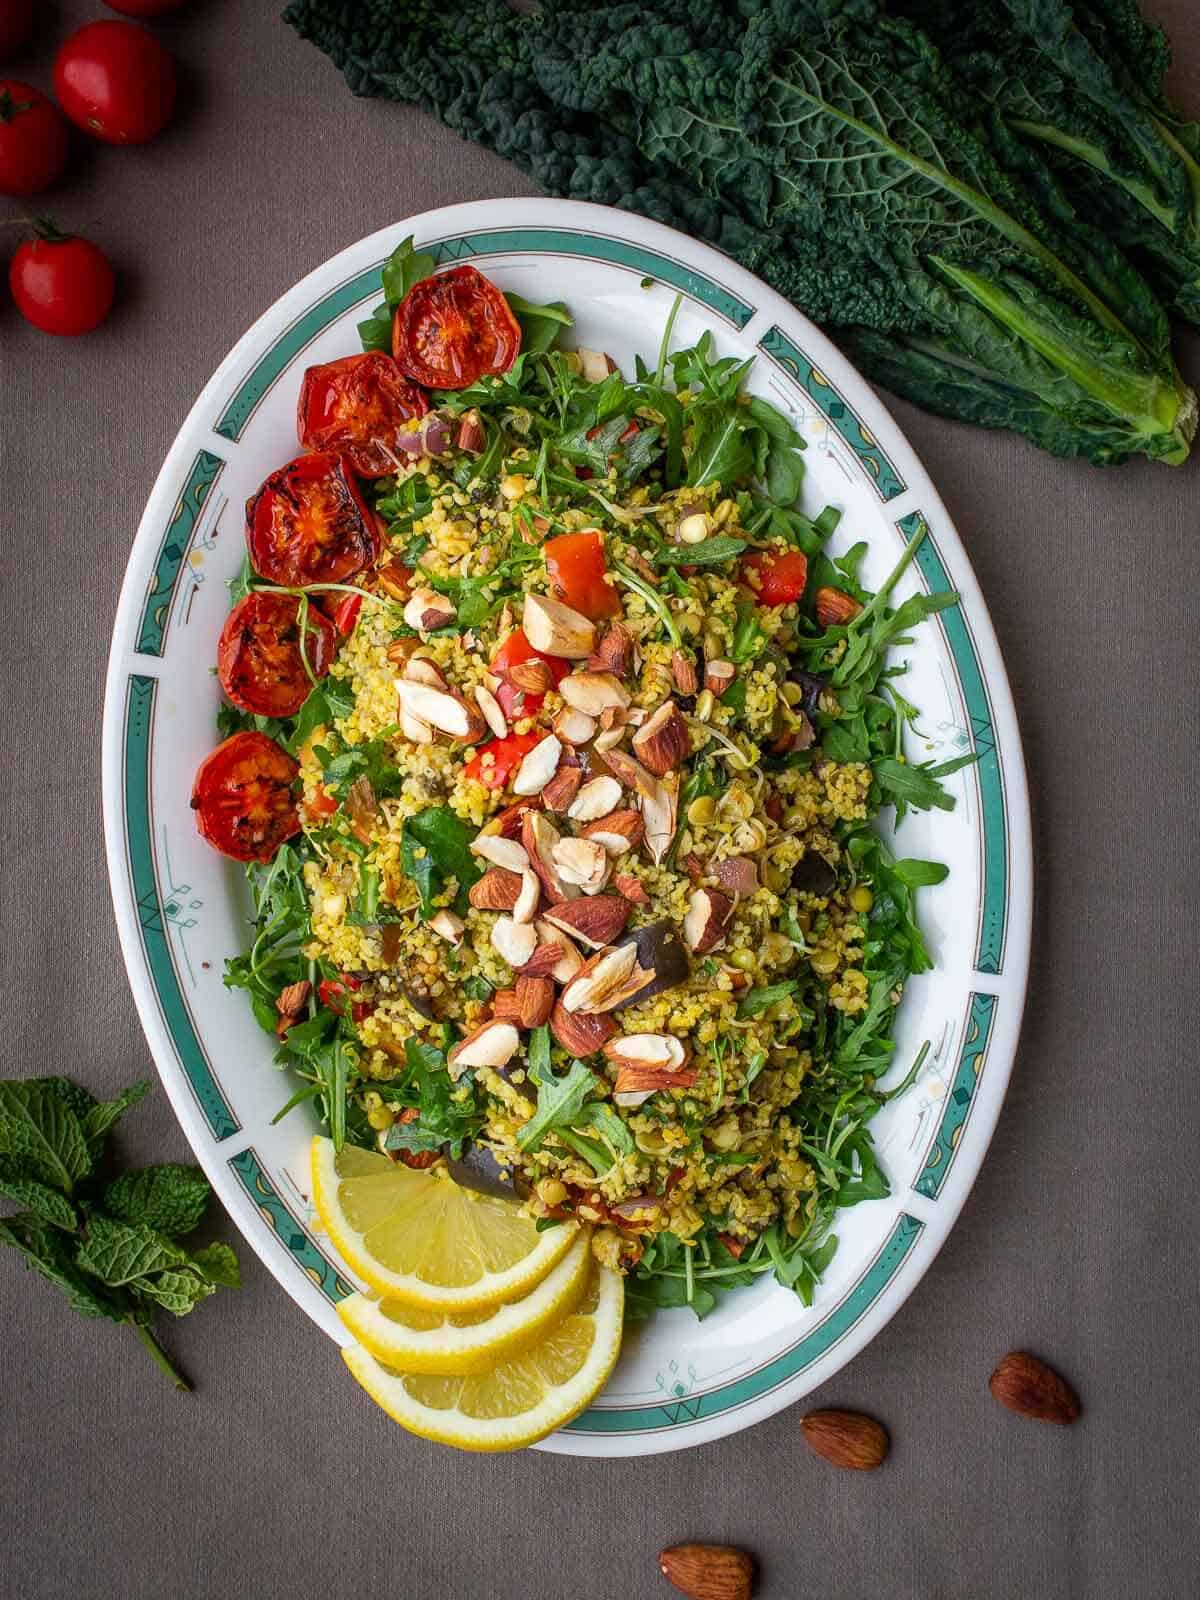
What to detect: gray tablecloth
<box><xmin>4</xmin><ymin>4</ymin><xmax>1199</xmax><ymax>1597</ymax></box>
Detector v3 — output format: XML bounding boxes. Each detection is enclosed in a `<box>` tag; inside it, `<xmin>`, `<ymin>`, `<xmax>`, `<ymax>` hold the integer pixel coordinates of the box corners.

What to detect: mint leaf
<box><xmin>401</xmin><ymin>806</ymin><xmax>482</xmax><ymax>919</ymax></box>
<box><xmin>0</xmin><ymin>1082</ymin><xmax>92</xmax><ymax>1194</ymax></box>
<box><xmin>101</xmin><ymin>1165</ymin><xmax>211</xmax><ymax>1238</ymax></box>
<box><xmin>132</xmin><ymin>1268</ymin><xmax>216</xmax><ymax>1317</ymax></box>
<box><xmin>0</xmin><ymin>1165</ymin><xmax>77</xmax><ymax>1230</ymax></box>
<box><xmin>80</xmin><ymin>1080</ymin><xmax>150</xmax><ymax>1160</ymax></box>
<box><xmin>75</xmin><ymin>1214</ymin><xmax>190</xmax><ymax>1287</ymax></box>
<box><xmin>516</xmin><ymin>1060</ymin><xmax>598</xmax><ymax>1152</ymax></box>
<box><xmin>191</xmin><ymin>1242</ymin><xmax>241</xmax><ymax>1289</ymax></box>
<box><xmin>0</xmin><ymin>1215</ymin><xmax>124</xmax><ymax>1322</ymax></box>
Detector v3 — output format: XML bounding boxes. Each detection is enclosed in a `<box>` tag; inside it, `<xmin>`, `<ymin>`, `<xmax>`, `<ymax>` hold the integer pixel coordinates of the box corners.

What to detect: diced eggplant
<box><xmin>616</xmin><ymin>920</ymin><xmax>689</xmax><ymax>1001</ymax></box>
<box><xmin>446</xmin><ymin>1142</ymin><xmax>529</xmax><ymax>1201</ymax></box>
<box><xmin>791</xmin><ymin>852</ymin><xmax>837</xmax><ymax>897</ymax></box>
<box><xmin>787</xmin><ymin>670</ymin><xmax>825</xmax><ymax>722</ymax></box>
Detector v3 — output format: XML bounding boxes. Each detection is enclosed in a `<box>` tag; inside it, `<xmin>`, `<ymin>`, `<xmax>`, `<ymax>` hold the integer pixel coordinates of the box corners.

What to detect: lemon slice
<box><xmin>310</xmin><ymin>1136</ymin><xmax>578</xmax><ymax>1310</ymax></box>
<box><xmin>337</xmin><ymin>1229</ymin><xmax>593</xmax><ymax>1374</ymax></box>
<box><xmin>342</xmin><ymin>1261</ymin><xmax>624</xmax><ymax>1451</ymax></box>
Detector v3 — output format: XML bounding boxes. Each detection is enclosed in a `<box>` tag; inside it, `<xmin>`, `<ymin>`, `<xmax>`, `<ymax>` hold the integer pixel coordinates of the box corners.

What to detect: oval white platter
<box><xmin>102</xmin><ymin>197</ymin><xmax>1031</xmax><ymax>1457</ymax></box>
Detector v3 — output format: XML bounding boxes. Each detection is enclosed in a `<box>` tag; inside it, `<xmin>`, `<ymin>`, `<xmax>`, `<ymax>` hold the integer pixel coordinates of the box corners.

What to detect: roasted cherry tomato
<box><xmin>0</xmin><ymin>2</ymin><xmax>34</xmax><ymax>61</ymax></box>
<box><xmin>489</xmin><ymin>628</ymin><xmax>569</xmax><ymax>719</ymax></box>
<box><xmin>9</xmin><ymin>227</ymin><xmax>114</xmax><ymax>336</ymax></box>
<box><xmin>246</xmin><ymin>451</ymin><xmax>381</xmax><ymax>588</ymax></box>
<box><xmin>544</xmin><ymin>529</ymin><xmax>620</xmax><ymax>621</ymax></box>
<box><xmin>328</xmin><ymin>593</ymin><xmax>362</xmax><ymax>635</ymax></box>
<box><xmin>191</xmin><ymin>731</ymin><xmax>300</xmax><ymax>863</ymax></box>
<box><xmin>297</xmin><ymin>351</ymin><xmax>429</xmax><ymax>478</ymax></box>
<box><xmin>741</xmin><ymin>549</ymin><xmax>809</xmax><ymax>606</ymax></box>
<box><xmin>54</xmin><ymin>20</ymin><xmax>176</xmax><ymax>145</ymax></box>
<box><xmin>391</xmin><ymin>1107</ymin><xmax>439</xmax><ymax>1169</ymax></box>
<box><xmin>392</xmin><ymin>264</ymin><xmax>521</xmax><ymax>390</ymax></box>
<box><xmin>217</xmin><ymin>591</ymin><xmax>335</xmax><ymax>719</ymax></box>
<box><xmin>463</xmin><ymin>730</ymin><xmax>540</xmax><ymax>791</ymax></box>
<box><xmin>0</xmin><ymin>82</ymin><xmax>68</xmax><ymax>196</ymax></box>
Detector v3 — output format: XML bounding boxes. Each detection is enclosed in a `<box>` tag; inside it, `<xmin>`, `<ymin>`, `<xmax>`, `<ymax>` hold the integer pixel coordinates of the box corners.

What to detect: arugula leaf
<box><xmin>575</xmin><ymin>1102</ymin><xmax>635</xmax><ymax>1157</ymax></box>
<box><xmin>101</xmin><ymin>1165</ymin><xmax>212</xmax><ymax>1237</ymax></box>
<box><xmin>383</xmin><ymin>1036</ymin><xmax>482</xmax><ymax>1159</ymax></box>
<box><xmin>738</xmin><ymin>980</ymin><xmax>800</xmax><ymax>1018</ymax></box>
<box><xmin>0</xmin><ymin>1081</ymin><xmax>93</xmax><ymax>1194</ymax></box>
<box><xmin>652</xmin><ymin>536</ymin><xmax>747</xmax><ymax>567</ymax></box>
<box><xmin>875</xmin><ymin>754</ymin><xmax>975</xmax><ymax>817</ymax></box>
<box><xmin>401</xmin><ymin>806</ymin><xmax>483</xmax><ymax>919</ymax></box>
<box><xmin>506</xmin><ymin>293</ymin><xmax>571</xmax><ymax>354</ymax></box>
<box><xmin>890</xmin><ymin>858</ymin><xmax>950</xmax><ymax>889</ymax></box>
<box><xmin>516</xmin><ymin>1060</ymin><xmax>598</xmax><ymax>1152</ymax></box>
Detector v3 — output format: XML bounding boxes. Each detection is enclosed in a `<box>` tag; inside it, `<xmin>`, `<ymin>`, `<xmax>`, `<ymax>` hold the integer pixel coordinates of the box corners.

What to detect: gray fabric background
<box><xmin>3</xmin><ymin>4</ymin><xmax>1198</xmax><ymax>1597</ymax></box>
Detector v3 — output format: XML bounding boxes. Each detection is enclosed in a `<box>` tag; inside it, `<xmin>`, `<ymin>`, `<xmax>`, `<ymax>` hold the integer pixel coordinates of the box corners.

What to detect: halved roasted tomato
<box><xmin>191</xmin><ymin>731</ymin><xmax>300</xmax><ymax>863</ymax></box>
<box><xmin>392</xmin><ymin>265</ymin><xmax>521</xmax><ymax>390</ymax></box>
<box><xmin>741</xmin><ymin>548</ymin><xmax>809</xmax><ymax>606</ymax></box>
<box><xmin>297</xmin><ymin>352</ymin><xmax>429</xmax><ymax>478</ymax></box>
<box><xmin>217</xmin><ymin>591</ymin><xmax>336</xmax><ymax>718</ymax></box>
<box><xmin>489</xmin><ymin>628</ymin><xmax>569</xmax><ymax>719</ymax></box>
<box><xmin>544</xmin><ymin>529</ymin><xmax>620</xmax><ymax>620</ymax></box>
<box><xmin>246</xmin><ymin>452</ymin><xmax>381</xmax><ymax>587</ymax></box>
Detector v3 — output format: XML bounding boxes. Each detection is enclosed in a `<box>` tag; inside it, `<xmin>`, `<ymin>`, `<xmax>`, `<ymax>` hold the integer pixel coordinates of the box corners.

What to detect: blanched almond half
<box><xmin>395</xmin><ymin>678</ymin><xmax>478</xmax><ymax>739</ymax></box>
<box><xmin>490</xmin><ymin>916</ymin><xmax>538</xmax><ymax>969</ymax></box>
<box><xmin>559</xmin><ymin>672</ymin><xmax>631</xmax><ymax>717</ymax></box>
<box><xmin>512</xmin><ymin>868</ymin><xmax>541</xmax><ymax>925</ymax></box>
<box><xmin>404</xmin><ymin>656</ymin><xmax>449</xmax><ymax>690</ymax></box>
<box><xmin>470</xmin><ymin>834</ymin><xmax>529</xmax><ymax>872</ymax></box>
<box><xmin>602</xmin><ymin>1033</ymin><xmax>676</xmax><ymax>1068</ymax></box>
<box><xmin>567</xmin><ymin>775</ymin><xmax>623</xmax><ymax>823</ymax></box>
<box><xmin>553</xmin><ymin>836</ymin><xmax>610</xmax><ymax>893</ymax></box>
<box><xmin>683</xmin><ymin>887</ymin><xmax>734</xmax><ymax>953</ymax></box>
<box><xmin>640</xmin><ymin>771</ymin><xmax>679</xmax><ymax>865</ymax></box>
<box><xmin>399</xmin><ymin>706</ymin><xmax>435</xmax><ymax>745</ymax></box>
<box><xmin>552</xmin><ymin>706</ymin><xmax>597</xmax><ymax>745</ymax></box>
<box><xmin>533</xmin><ymin>919</ymin><xmax>584</xmax><ymax>982</ymax></box>
<box><xmin>429</xmin><ymin>909</ymin><xmax>465</xmax><ymax>945</ymax></box>
<box><xmin>512</xmin><ymin>733</ymin><xmax>562</xmax><ymax>796</ymax></box>
<box><xmin>448</xmin><ymin>1020</ymin><xmax>520</xmax><ymax>1076</ymax></box>
<box><xmin>522</xmin><ymin>594</ymin><xmax>596</xmax><ymax>660</ymax></box>
<box><xmin>473</xmin><ymin>683</ymin><xmax>508</xmax><ymax>739</ymax></box>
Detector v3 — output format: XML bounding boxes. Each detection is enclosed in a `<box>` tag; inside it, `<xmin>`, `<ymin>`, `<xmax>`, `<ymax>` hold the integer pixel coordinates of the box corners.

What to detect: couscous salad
<box><xmin>190</xmin><ymin>240</ymin><xmax>967</xmax><ymax>1444</ymax></box>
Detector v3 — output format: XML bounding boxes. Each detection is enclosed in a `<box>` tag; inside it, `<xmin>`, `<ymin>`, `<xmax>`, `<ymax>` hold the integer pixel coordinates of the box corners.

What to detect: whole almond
<box><xmin>800</xmin><ymin>1409</ymin><xmax>889</xmax><ymax>1470</ymax></box>
<box><xmin>670</xmin><ymin>650</ymin><xmax>698</xmax><ymax>695</ymax></box>
<box><xmin>989</xmin><ymin>1351</ymin><xmax>1080</xmax><ymax>1424</ymax></box>
<box><xmin>509</xmin><ymin>658</ymin><xmax>555</xmax><ymax>695</ymax></box>
<box><xmin>658</xmin><ymin>1543</ymin><xmax>753</xmax><ymax>1600</ymax></box>
<box><xmin>541</xmin><ymin>765</ymin><xmax>584</xmax><ymax>813</ymax></box>
<box><xmin>491</xmin><ymin>988</ymin><xmax>523</xmax><ymax>1024</ymax></box>
<box><xmin>814</xmin><ymin>585</ymin><xmax>863</xmax><ymax>627</ymax></box>
<box><xmin>515</xmin><ymin>974</ymin><xmax>555</xmax><ymax>1029</ymax></box>
<box><xmin>543</xmin><ymin>894</ymin><xmax>631</xmax><ymax>950</ymax></box>
<box><xmin>549</xmin><ymin>999</ymin><xmax>616</xmax><ymax>1057</ymax></box>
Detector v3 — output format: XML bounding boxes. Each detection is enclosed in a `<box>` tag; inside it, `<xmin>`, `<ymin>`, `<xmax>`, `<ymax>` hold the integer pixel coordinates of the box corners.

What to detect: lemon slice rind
<box><xmin>341</xmin><ymin>1264</ymin><xmax>624</xmax><ymax>1451</ymax></box>
<box><xmin>337</xmin><ymin>1229</ymin><xmax>592</xmax><ymax>1374</ymax></box>
<box><xmin>310</xmin><ymin>1135</ymin><xmax>578</xmax><ymax>1311</ymax></box>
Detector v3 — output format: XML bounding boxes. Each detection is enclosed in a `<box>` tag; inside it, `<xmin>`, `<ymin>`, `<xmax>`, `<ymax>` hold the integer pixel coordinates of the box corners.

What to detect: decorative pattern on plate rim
<box><xmin>122</xmin><ymin>673</ymin><xmax>239</xmax><ymax>1141</ymax></box>
<box><xmin>913</xmin><ymin>993</ymin><xmax>998</xmax><ymax>1201</ymax></box>
<box><xmin>901</xmin><ymin>512</ymin><xmax>1010</xmax><ymax>976</ymax></box>
<box><xmin>758</xmin><ymin>327</ymin><xmax>906</xmax><ymax>502</ymax></box>
<box><xmin>566</xmin><ymin>1211</ymin><xmax>924</xmax><ymax>1433</ymax></box>
<box><xmin>227</xmin><ymin>1148</ymin><xmax>355</xmax><ymax>1303</ymax></box>
<box><xmin>135</xmin><ymin>450</ymin><xmax>226</xmax><ymax>657</ymax></box>
<box><xmin>213</xmin><ymin>228</ymin><xmax>755</xmax><ymax>442</ymax></box>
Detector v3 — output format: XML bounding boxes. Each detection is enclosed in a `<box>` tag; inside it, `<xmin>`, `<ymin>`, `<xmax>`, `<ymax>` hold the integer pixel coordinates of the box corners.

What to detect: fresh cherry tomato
<box><xmin>741</xmin><ymin>549</ymin><xmax>809</xmax><ymax>606</ymax></box>
<box><xmin>463</xmin><ymin>730</ymin><xmax>541</xmax><ymax>790</ymax></box>
<box><xmin>103</xmin><ymin>1</ymin><xmax>185</xmax><ymax>15</ymax></box>
<box><xmin>328</xmin><ymin>593</ymin><xmax>362</xmax><ymax>635</ymax></box>
<box><xmin>54</xmin><ymin>20</ymin><xmax>175</xmax><ymax>146</ymax></box>
<box><xmin>318</xmin><ymin>978</ymin><xmax>374</xmax><ymax>1024</ymax></box>
<box><xmin>9</xmin><ymin>227</ymin><xmax>114</xmax><ymax>336</ymax></box>
<box><xmin>392</xmin><ymin>264</ymin><xmax>521</xmax><ymax>390</ymax></box>
<box><xmin>246</xmin><ymin>452</ymin><xmax>381</xmax><ymax>588</ymax></box>
<box><xmin>0</xmin><ymin>2</ymin><xmax>34</xmax><ymax>61</ymax></box>
<box><xmin>297</xmin><ymin>351</ymin><xmax>429</xmax><ymax>478</ymax></box>
<box><xmin>217</xmin><ymin>591</ymin><xmax>336</xmax><ymax>719</ymax></box>
<box><xmin>488</xmin><ymin>628</ymin><xmax>569</xmax><ymax>719</ymax></box>
<box><xmin>544</xmin><ymin>529</ymin><xmax>620</xmax><ymax>621</ymax></box>
<box><xmin>0</xmin><ymin>82</ymin><xmax>67</xmax><ymax>195</ymax></box>
<box><xmin>191</xmin><ymin>731</ymin><xmax>300</xmax><ymax>863</ymax></box>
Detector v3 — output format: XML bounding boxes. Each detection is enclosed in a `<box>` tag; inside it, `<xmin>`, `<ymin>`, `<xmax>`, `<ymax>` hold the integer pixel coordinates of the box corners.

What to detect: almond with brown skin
<box><xmin>658</xmin><ymin>1543</ymin><xmax>754</xmax><ymax>1600</ymax></box>
<box><xmin>814</xmin><ymin>585</ymin><xmax>863</xmax><ymax>627</ymax></box>
<box><xmin>588</xmin><ymin>620</ymin><xmax>635</xmax><ymax>678</ymax></box>
<box><xmin>543</xmin><ymin>895</ymin><xmax>631</xmax><ymax>950</ymax></box>
<box><xmin>800</xmin><ymin>1409</ymin><xmax>889</xmax><ymax>1470</ymax></box>
<box><xmin>683</xmin><ymin>887</ymin><xmax>733</xmax><ymax>954</ymax></box>
<box><xmin>468</xmin><ymin>867</ymin><xmax>523</xmax><ymax>912</ymax></box>
<box><xmin>549</xmin><ymin>999</ymin><xmax>616</xmax><ymax>1057</ymax></box>
<box><xmin>613</xmin><ymin>872</ymin><xmax>650</xmax><ymax>904</ymax></box>
<box><xmin>703</xmin><ymin>659</ymin><xmax>736</xmax><ymax>696</ymax></box>
<box><xmin>490</xmin><ymin>988</ymin><xmax>523</xmax><ymax>1024</ymax></box>
<box><xmin>580</xmin><ymin>808</ymin><xmax>644</xmax><ymax>856</ymax></box>
<box><xmin>632</xmin><ymin>699</ymin><xmax>691</xmax><ymax>776</ymax></box>
<box><xmin>514</xmin><ymin>974</ymin><xmax>555</xmax><ymax>1029</ymax></box>
<box><xmin>516</xmin><ymin>940</ymin><xmax>567</xmax><ymax>979</ymax></box>
<box><xmin>540</xmin><ymin>765</ymin><xmax>584</xmax><ymax>814</ymax></box>
<box><xmin>989</xmin><ymin>1352</ymin><xmax>1080</xmax><ymax>1424</ymax></box>
<box><xmin>670</xmin><ymin>650</ymin><xmax>698</xmax><ymax>696</ymax></box>
<box><xmin>275</xmin><ymin>980</ymin><xmax>311</xmax><ymax>1017</ymax></box>
<box><xmin>509</xmin><ymin>658</ymin><xmax>556</xmax><ymax>696</ymax></box>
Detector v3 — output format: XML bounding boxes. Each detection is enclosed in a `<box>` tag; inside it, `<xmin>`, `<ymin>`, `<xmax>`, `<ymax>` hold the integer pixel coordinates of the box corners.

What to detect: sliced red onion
<box><xmin>395</xmin><ymin>411</ymin><xmax>453</xmax><ymax>458</ymax></box>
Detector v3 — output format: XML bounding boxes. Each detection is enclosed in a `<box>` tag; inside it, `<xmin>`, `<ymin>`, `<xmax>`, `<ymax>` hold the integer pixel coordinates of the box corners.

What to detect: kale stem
<box><xmin>132</xmin><ymin>1322</ymin><xmax>191</xmax><ymax>1392</ymax></box>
